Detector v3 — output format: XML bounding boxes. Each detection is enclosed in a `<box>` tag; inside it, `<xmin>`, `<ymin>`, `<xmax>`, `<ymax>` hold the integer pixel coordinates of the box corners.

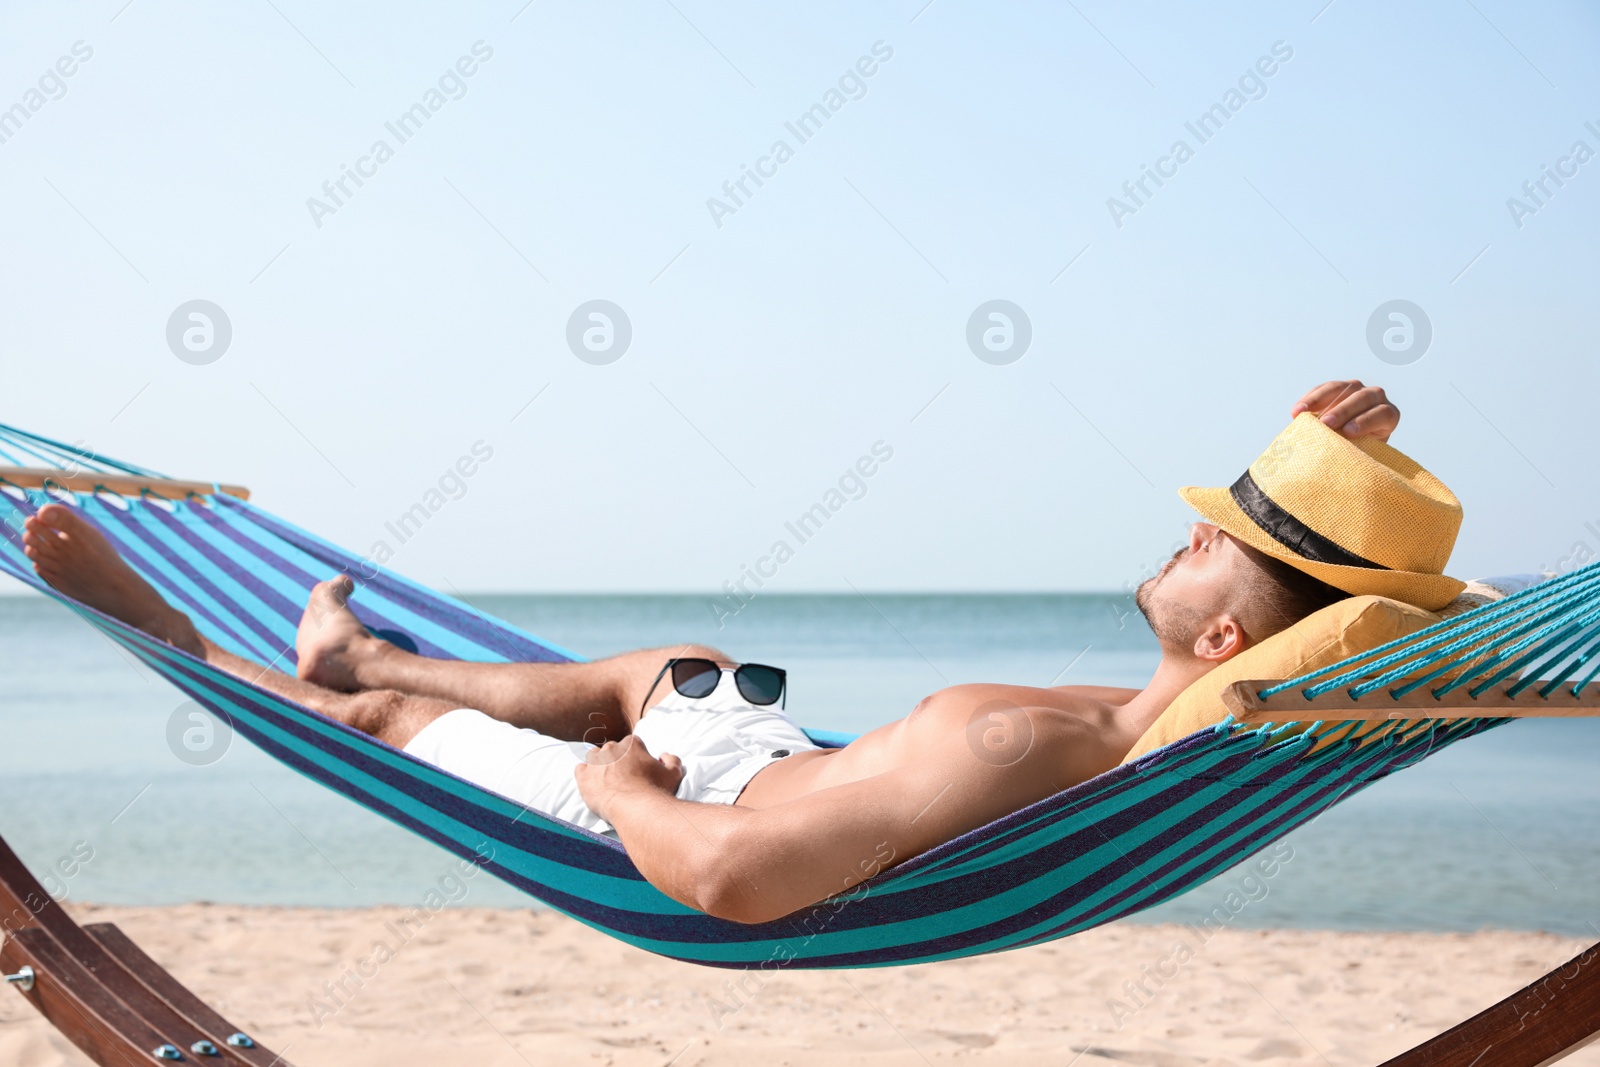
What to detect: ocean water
<box><xmin>0</xmin><ymin>592</ymin><xmax>1595</xmax><ymax>936</ymax></box>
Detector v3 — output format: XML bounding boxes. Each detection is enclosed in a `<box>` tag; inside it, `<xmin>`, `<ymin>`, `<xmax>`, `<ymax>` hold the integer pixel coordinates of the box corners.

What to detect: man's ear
<box><xmin>1190</xmin><ymin>614</ymin><xmax>1249</xmax><ymax>664</ymax></box>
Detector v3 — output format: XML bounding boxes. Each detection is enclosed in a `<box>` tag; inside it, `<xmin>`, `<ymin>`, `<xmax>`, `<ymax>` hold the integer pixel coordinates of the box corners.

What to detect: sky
<box><xmin>1</xmin><ymin>0</ymin><xmax>1597</xmax><ymax>594</ymax></box>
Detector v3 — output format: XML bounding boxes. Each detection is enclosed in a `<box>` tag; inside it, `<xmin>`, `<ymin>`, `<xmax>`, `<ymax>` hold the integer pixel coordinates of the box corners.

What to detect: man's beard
<box><xmin>1135</xmin><ymin>560</ymin><xmax>1204</xmax><ymax>651</ymax></box>
<box><xmin>1134</xmin><ymin>576</ymin><xmax>1171</xmax><ymax>641</ymax></box>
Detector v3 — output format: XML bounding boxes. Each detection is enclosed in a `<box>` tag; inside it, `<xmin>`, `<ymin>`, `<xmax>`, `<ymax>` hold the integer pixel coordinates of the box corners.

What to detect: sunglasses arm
<box><xmin>638</xmin><ymin>658</ymin><xmax>679</xmax><ymax>721</ymax></box>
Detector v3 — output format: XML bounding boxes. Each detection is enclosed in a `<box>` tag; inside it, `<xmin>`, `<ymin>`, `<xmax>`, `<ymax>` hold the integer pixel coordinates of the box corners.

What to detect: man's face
<box><xmin>1135</xmin><ymin>522</ymin><xmax>1248</xmax><ymax>651</ymax></box>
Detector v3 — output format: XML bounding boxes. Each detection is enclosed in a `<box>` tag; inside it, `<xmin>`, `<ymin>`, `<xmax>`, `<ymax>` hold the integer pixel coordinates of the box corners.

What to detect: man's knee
<box><xmin>342</xmin><ymin>689</ymin><xmax>453</xmax><ymax>748</ymax></box>
<box><xmin>622</xmin><ymin>644</ymin><xmax>730</xmax><ymax>720</ymax></box>
<box><xmin>674</xmin><ymin>643</ymin><xmax>729</xmax><ymax>663</ymax></box>
<box><xmin>342</xmin><ymin>689</ymin><xmax>409</xmax><ymax>736</ymax></box>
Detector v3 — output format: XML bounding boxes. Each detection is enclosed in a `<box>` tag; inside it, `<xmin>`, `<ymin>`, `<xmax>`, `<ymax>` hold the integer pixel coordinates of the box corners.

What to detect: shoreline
<box><xmin>1</xmin><ymin>904</ymin><xmax>1593</xmax><ymax>1066</ymax></box>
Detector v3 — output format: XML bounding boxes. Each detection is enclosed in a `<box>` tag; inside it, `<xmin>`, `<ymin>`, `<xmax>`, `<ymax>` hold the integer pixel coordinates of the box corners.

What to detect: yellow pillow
<box><xmin>1120</xmin><ymin>595</ymin><xmax>1440</xmax><ymax>763</ymax></box>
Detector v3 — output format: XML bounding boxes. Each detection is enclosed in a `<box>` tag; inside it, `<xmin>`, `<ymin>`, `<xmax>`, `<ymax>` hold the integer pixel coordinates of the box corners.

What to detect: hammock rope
<box><xmin>1260</xmin><ymin>563</ymin><xmax>1598</xmax><ymax>703</ymax></box>
<box><xmin>0</xmin><ymin>423</ymin><xmax>1563</xmax><ymax>969</ymax></box>
<box><xmin>0</xmin><ymin>424</ymin><xmax>163</xmax><ymax>479</ymax></box>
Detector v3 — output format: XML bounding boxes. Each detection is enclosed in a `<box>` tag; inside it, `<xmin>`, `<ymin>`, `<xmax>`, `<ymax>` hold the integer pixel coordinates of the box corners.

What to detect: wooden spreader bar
<box><xmin>1222</xmin><ymin>679</ymin><xmax>1600</xmax><ymax>725</ymax></box>
<box><xmin>0</xmin><ymin>466</ymin><xmax>250</xmax><ymax>502</ymax></box>
<box><xmin>0</xmin><ymin>832</ymin><xmax>288</xmax><ymax>1065</ymax></box>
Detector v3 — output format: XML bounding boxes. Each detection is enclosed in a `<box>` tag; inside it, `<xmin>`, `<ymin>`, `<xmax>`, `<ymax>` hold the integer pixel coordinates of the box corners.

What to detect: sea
<box><xmin>0</xmin><ymin>592</ymin><xmax>1595</xmax><ymax>936</ymax></box>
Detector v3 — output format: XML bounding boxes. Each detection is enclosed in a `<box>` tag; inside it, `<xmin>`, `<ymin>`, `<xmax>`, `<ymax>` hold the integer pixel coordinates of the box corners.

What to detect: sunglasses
<box><xmin>641</xmin><ymin>657</ymin><xmax>787</xmax><ymax>717</ymax></box>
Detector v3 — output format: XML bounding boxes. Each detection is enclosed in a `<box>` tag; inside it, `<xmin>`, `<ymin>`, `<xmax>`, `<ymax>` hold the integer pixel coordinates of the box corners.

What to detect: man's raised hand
<box><xmin>1290</xmin><ymin>380</ymin><xmax>1400</xmax><ymax>442</ymax></box>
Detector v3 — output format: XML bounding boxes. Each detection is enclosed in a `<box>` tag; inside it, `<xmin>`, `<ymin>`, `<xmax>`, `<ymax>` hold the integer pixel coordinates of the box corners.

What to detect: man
<box><xmin>22</xmin><ymin>379</ymin><xmax>1462</xmax><ymax>925</ymax></box>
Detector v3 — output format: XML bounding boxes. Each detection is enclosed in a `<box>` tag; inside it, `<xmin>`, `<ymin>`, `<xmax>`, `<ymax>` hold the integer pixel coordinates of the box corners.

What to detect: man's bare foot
<box><xmin>296</xmin><ymin>576</ymin><xmax>388</xmax><ymax>691</ymax></box>
<box><xmin>22</xmin><ymin>503</ymin><xmax>204</xmax><ymax>656</ymax></box>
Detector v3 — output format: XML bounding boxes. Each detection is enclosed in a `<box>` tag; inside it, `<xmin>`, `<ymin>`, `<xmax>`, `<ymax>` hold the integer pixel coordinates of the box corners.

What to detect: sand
<box><xmin>0</xmin><ymin>904</ymin><xmax>1594</xmax><ymax>1066</ymax></box>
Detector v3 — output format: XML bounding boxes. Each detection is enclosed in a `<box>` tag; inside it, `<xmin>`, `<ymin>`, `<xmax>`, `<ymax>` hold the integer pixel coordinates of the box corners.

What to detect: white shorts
<box><xmin>402</xmin><ymin>670</ymin><xmax>819</xmax><ymax>836</ymax></box>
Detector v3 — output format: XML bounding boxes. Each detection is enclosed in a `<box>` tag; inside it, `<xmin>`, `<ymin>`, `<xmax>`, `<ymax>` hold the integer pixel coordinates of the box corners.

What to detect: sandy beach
<box><xmin>1</xmin><ymin>904</ymin><xmax>1592</xmax><ymax>1066</ymax></box>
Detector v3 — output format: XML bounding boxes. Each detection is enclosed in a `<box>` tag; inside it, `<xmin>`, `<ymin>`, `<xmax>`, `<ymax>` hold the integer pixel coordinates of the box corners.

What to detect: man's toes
<box><xmin>319</xmin><ymin>575</ymin><xmax>354</xmax><ymax>606</ymax></box>
<box><xmin>22</xmin><ymin>525</ymin><xmax>60</xmax><ymax>558</ymax></box>
<box><xmin>36</xmin><ymin>504</ymin><xmax>98</xmax><ymax>548</ymax></box>
<box><xmin>310</xmin><ymin>576</ymin><xmax>356</xmax><ymax>619</ymax></box>
<box><xmin>27</xmin><ymin>538</ymin><xmax>63</xmax><ymax>580</ymax></box>
<box><xmin>36</xmin><ymin>503</ymin><xmax>78</xmax><ymax>532</ymax></box>
<box><xmin>39</xmin><ymin>503</ymin><xmax>107</xmax><ymax>546</ymax></box>
<box><xmin>23</xmin><ymin>515</ymin><xmax>58</xmax><ymax>542</ymax></box>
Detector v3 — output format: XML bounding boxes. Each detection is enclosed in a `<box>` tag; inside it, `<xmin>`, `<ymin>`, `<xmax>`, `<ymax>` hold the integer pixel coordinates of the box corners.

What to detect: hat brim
<box><xmin>1179</xmin><ymin>485</ymin><xmax>1466</xmax><ymax>612</ymax></box>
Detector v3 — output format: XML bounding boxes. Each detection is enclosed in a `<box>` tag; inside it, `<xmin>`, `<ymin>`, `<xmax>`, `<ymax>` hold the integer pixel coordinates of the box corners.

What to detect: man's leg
<box><xmin>195</xmin><ymin>637</ymin><xmax>457</xmax><ymax>749</ymax></box>
<box><xmin>23</xmin><ymin>504</ymin><xmax>455</xmax><ymax>748</ymax></box>
<box><xmin>23</xmin><ymin>503</ymin><xmax>726</xmax><ymax>746</ymax></box>
<box><xmin>295</xmin><ymin>576</ymin><xmax>728</xmax><ymax>743</ymax></box>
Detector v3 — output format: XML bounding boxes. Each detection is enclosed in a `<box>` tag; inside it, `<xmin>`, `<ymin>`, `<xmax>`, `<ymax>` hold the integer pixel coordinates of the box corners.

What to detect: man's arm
<box><xmin>574</xmin><ymin>716</ymin><xmax>1106</xmax><ymax>924</ymax></box>
<box><xmin>577</xmin><ymin>750</ymin><xmax>926</xmax><ymax>924</ymax></box>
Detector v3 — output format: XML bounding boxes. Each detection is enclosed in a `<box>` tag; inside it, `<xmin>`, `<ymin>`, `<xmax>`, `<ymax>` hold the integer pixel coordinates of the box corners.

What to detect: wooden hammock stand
<box><xmin>0</xmin><ymin>834</ymin><xmax>289</xmax><ymax>1065</ymax></box>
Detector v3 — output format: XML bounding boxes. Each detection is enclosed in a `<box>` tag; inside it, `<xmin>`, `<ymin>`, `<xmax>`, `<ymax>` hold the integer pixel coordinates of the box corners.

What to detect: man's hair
<box><xmin>1234</xmin><ymin>543</ymin><xmax>1350</xmax><ymax>642</ymax></box>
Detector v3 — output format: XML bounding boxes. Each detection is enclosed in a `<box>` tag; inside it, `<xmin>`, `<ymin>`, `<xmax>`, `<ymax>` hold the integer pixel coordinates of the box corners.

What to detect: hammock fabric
<box><xmin>0</xmin><ymin>427</ymin><xmax>1555</xmax><ymax>971</ymax></box>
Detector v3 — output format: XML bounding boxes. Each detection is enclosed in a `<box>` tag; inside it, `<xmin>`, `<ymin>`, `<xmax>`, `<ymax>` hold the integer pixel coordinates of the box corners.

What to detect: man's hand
<box><xmin>1290</xmin><ymin>380</ymin><xmax>1400</xmax><ymax>442</ymax></box>
<box><xmin>574</xmin><ymin>736</ymin><xmax>684</xmax><ymax>822</ymax></box>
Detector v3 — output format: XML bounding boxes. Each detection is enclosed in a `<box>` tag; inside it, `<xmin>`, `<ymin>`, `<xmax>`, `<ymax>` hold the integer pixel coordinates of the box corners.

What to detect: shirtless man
<box><xmin>23</xmin><ymin>381</ymin><xmax>1427</xmax><ymax>925</ymax></box>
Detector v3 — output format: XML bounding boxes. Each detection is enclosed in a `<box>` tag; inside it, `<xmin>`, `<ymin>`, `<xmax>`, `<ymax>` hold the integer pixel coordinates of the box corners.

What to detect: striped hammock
<box><xmin>0</xmin><ymin>424</ymin><xmax>1562</xmax><ymax>970</ymax></box>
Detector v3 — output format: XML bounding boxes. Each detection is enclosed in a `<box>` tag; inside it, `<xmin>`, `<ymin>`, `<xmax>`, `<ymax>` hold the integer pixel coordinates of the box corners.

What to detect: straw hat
<box><xmin>1179</xmin><ymin>413</ymin><xmax>1465</xmax><ymax>611</ymax></box>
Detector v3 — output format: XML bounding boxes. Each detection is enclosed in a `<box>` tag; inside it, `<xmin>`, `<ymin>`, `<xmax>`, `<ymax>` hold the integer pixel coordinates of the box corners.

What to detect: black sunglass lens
<box><xmin>672</xmin><ymin>659</ymin><xmax>721</xmax><ymax>699</ymax></box>
<box><xmin>735</xmin><ymin>665</ymin><xmax>785</xmax><ymax>706</ymax></box>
